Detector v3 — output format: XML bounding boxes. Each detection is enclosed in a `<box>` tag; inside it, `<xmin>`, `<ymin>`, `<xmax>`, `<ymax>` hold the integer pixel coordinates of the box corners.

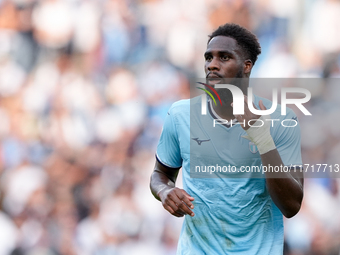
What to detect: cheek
<box><xmin>222</xmin><ymin>63</ymin><xmax>238</xmax><ymax>74</ymax></box>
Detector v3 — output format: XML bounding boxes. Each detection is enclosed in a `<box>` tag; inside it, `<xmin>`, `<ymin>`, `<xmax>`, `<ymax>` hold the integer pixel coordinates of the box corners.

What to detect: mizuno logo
<box><xmin>192</xmin><ymin>138</ymin><xmax>210</xmax><ymax>145</ymax></box>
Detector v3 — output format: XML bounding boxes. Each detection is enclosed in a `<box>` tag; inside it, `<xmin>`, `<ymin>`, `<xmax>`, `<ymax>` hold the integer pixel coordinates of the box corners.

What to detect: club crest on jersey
<box><xmin>249</xmin><ymin>142</ymin><xmax>258</xmax><ymax>154</ymax></box>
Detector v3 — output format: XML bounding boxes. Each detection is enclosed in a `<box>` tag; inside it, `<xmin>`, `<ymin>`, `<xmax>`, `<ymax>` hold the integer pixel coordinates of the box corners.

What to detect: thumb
<box><xmin>259</xmin><ymin>100</ymin><xmax>267</xmax><ymax>111</ymax></box>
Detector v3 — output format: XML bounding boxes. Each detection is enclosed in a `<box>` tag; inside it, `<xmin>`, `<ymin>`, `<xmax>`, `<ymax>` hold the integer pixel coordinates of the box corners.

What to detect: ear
<box><xmin>243</xmin><ymin>59</ymin><xmax>253</xmax><ymax>76</ymax></box>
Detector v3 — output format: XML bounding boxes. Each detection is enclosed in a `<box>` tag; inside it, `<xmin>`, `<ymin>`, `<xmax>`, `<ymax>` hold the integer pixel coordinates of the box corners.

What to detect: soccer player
<box><xmin>150</xmin><ymin>23</ymin><xmax>303</xmax><ymax>254</ymax></box>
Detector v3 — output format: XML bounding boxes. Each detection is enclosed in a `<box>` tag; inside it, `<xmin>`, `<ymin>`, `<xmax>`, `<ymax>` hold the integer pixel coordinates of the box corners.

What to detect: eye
<box><xmin>221</xmin><ymin>55</ymin><xmax>230</xmax><ymax>61</ymax></box>
<box><xmin>205</xmin><ymin>55</ymin><xmax>212</xmax><ymax>62</ymax></box>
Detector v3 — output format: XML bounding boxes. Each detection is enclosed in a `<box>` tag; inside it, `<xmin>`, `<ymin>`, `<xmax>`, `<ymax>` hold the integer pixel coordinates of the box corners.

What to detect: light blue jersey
<box><xmin>156</xmin><ymin>95</ymin><xmax>302</xmax><ymax>255</ymax></box>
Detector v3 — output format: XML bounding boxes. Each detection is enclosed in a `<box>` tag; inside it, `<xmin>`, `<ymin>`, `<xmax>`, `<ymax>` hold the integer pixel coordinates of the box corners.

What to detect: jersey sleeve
<box><xmin>273</xmin><ymin>110</ymin><xmax>303</xmax><ymax>166</ymax></box>
<box><xmin>156</xmin><ymin>107</ymin><xmax>183</xmax><ymax>168</ymax></box>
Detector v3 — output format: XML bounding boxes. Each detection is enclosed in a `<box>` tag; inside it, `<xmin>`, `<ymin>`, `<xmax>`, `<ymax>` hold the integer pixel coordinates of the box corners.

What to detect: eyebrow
<box><xmin>204</xmin><ymin>50</ymin><xmax>234</xmax><ymax>57</ymax></box>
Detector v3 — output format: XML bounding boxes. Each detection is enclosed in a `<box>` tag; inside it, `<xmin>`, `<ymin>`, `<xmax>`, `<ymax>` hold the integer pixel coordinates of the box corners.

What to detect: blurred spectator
<box><xmin>0</xmin><ymin>0</ymin><xmax>338</xmax><ymax>254</ymax></box>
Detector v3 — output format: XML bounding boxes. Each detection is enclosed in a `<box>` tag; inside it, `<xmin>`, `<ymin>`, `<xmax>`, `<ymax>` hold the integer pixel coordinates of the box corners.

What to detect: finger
<box><xmin>181</xmin><ymin>190</ymin><xmax>195</xmax><ymax>202</ymax></box>
<box><xmin>173</xmin><ymin>207</ymin><xmax>185</xmax><ymax>217</ymax></box>
<box><xmin>165</xmin><ymin>199</ymin><xmax>185</xmax><ymax>216</ymax></box>
<box><xmin>234</xmin><ymin>114</ymin><xmax>243</xmax><ymax>123</ymax></box>
<box><xmin>242</xmin><ymin>95</ymin><xmax>249</xmax><ymax>115</ymax></box>
<box><xmin>177</xmin><ymin>201</ymin><xmax>194</xmax><ymax>216</ymax></box>
<box><xmin>243</xmin><ymin>95</ymin><xmax>248</xmax><ymax>106</ymax></box>
<box><xmin>170</xmin><ymin>192</ymin><xmax>194</xmax><ymax>216</ymax></box>
<box><xmin>251</xmin><ymin>100</ymin><xmax>258</xmax><ymax>111</ymax></box>
<box><xmin>163</xmin><ymin>204</ymin><xmax>175</xmax><ymax>214</ymax></box>
<box><xmin>181</xmin><ymin>196</ymin><xmax>194</xmax><ymax>210</ymax></box>
<box><xmin>243</xmin><ymin>95</ymin><xmax>256</xmax><ymax>120</ymax></box>
<box><xmin>174</xmin><ymin>213</ymin><xmax>184</xmax><ymax>217</ymax></box>
<box><xmin>164</xmin><ymin>204</ymin><xmax>184</xmax><ymax>217</ymax></box>
<box><xmin>172</xmin><ymin>194</ymin><xmax>195</xmax><ymax>216</ymax></box>
<box><xmin>177</xmin><ymin>191</ymin><xmax>194</xmax><ymax>210</ymax></box>
<box><xmin>243</xmin><ymin>95</ymin><xmax>253</xmax><ymax>119</ymax></box>
<box><xmin>163</xmin><ymin>190</ymin><xmax>192</xmax><ymax>216</ymax></box>
<box><xmin>259</xmin><ymin>100</ymin><xmax>267</xmax><ymax>110</ymax></box>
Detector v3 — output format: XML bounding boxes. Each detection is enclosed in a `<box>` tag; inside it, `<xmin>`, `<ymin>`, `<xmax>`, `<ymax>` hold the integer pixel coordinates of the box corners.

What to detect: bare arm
<box><xmin>260</xmin><ymin>149</ymin><xmax>303</xmax><ymax>218</ymax></box>
<box><xmin>150</xmin><ymin>158</ymin><xmax>195</xmax><ymax>217</ymax></box>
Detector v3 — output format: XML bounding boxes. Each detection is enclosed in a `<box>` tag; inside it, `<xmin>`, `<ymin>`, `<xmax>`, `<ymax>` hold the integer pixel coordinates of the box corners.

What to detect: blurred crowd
<box><xmin>0</xmin><ymin>0</ymin><xmax>339</xmax><ymax>254</ymax></box>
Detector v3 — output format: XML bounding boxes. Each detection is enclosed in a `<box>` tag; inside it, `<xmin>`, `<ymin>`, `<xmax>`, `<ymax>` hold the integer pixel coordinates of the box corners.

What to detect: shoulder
<box><xmin>168</xmin><ymin>96</ymin><xmax>201</xmax><ymax>116</ymax></box>
<box><xmin>169</xmin><ymin>99</ymin><xmax>190</xmax><ymax>112</ymax></box>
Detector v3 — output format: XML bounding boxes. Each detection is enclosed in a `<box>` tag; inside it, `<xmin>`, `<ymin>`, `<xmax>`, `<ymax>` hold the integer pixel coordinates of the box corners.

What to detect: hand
<box><xmin>158</xmin><ymin>187</ymin><xmax>195</xmax><ymax>217</ymax></box>
<box><xmin>231</xmin><ymin>95</ymin><xmax>267</xmax><ymax>130</ymax></box>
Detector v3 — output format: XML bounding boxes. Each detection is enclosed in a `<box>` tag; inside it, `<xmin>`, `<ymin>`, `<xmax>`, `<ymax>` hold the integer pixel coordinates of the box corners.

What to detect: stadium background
<box><xmin>0</xmin><ymin>0</ymin><xmax>339</xmax><ymax>254</ymax></box>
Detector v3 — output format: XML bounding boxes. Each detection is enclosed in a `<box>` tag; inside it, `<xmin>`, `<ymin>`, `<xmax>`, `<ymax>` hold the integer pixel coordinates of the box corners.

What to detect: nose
<box><xmin>207</xmin><ymin>57</ymin><xmax>220</xmax><ymax>71</ymax></box>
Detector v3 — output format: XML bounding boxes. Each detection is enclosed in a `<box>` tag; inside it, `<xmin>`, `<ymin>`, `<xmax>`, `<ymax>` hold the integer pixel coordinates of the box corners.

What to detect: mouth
<box><xmin>206</xmin><ymin>72</ymin><xmax>223</xmax><ymax>79</ymax></box>
<box><xmin>206</xmin><ymin>73</ymin><xmax>223</xmax><ymax>85</ymax></box>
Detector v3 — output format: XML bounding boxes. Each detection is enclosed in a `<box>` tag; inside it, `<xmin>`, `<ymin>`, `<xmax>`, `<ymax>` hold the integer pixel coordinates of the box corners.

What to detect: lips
<box><xmin>207</xmin><ymin>72</ymin><xmax>222</xmax><ymax>78</ymax></box>
<box><xmin>206</xmin><ymin>72</ymin><xmax>223</xmax><ymax>85</ymax></box>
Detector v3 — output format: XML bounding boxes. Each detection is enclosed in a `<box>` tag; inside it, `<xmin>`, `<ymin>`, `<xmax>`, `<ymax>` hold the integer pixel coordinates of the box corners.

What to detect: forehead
<box><xmin>206</xmin><ymin>36</ymin><xmax>241</xmax><ymax>54</ymax></box>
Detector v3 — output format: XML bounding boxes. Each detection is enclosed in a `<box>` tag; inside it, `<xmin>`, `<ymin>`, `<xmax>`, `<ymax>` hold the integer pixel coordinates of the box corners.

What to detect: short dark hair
<box><xmin>208</xmin><ymin>23</ymin><xmax>261</xmax><ymax>65</ymax></box>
